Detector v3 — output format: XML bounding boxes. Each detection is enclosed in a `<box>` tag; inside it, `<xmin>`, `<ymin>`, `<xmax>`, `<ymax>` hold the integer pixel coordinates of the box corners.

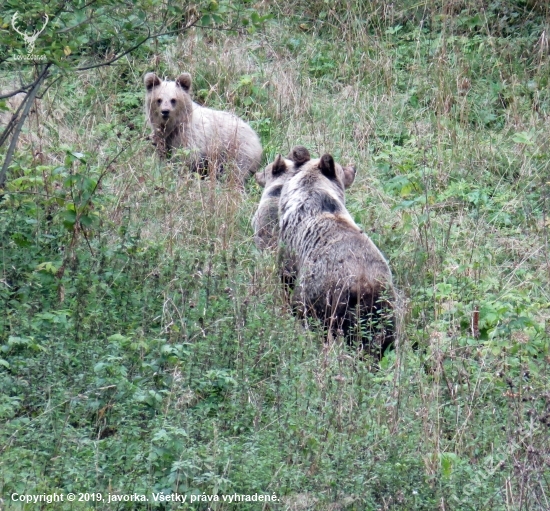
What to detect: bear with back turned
<box><xmin>278</xmin><ymin>153</ymin><xmax>395</xmax><ymax>357</ymax></box>
<box><xmin>252</xmin><ymin>146</ymin><xmax>311</xmax><ymax>250</ymax></box>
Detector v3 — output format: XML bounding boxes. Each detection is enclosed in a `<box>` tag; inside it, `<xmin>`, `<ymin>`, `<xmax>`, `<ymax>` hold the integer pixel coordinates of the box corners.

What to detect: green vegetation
<box><xmin>1</xmin><ymin>1</ymin><xmax>550</xmax><ymax>509</ymax></box>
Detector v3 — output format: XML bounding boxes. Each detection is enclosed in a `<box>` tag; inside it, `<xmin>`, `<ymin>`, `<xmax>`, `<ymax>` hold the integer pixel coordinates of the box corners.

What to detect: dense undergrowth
<box><xmin>1</xmin><ymin>1</ymin><xmax>550</xmax><ymax>509</ymax></box>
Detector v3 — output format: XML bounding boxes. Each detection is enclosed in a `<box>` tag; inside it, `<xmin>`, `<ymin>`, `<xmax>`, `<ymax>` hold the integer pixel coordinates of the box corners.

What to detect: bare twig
<box><xmin>75</xmin><ymin>16</ymin><xmax>201</xmax><ymax>72</ymax></box>
<box><xmin>0</xmin><ymin>85</ymin><xmax>33</xmax><ymax>100</ymax></box>
<box><xmin>56</xmin><ymin>5</ymin><xmax>117</xmax><ymax>33</ymax></box>
<box><xmin>37</xmin><ymin>74</ymin><xmax>64</xmax><ymax>99</ymax></box>
<box><xmin>75</xmin><ymin>31</ymin><xmax>152</xmax><ymax>71</ymax></box>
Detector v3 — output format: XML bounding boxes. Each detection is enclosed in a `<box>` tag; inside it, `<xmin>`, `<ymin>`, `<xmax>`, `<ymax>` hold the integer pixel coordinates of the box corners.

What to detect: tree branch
<box><xmin>0</xmin><ymin>64</ymin><xmax>51</xmax><ymax>188</ymax></box>
<box><xmin>75</xmin><ymin>29</ymin><xmax>152</xmax><ymax>71</ymax></box>
<box><xmin>0</xmin><ymin>84</ymin><xmax>34</xmax><ymax>100</ymax></box>
<box><xmin>75</xmin><ymin>15</ymin><xmax>201</xmax><ymax>72</ymax></box>
<box><xmin>37</xmin><ymin>75</ymin><xmax>63</xmax><ymax>99</ymax></box>
<box><xmin>0</xmin><ymin>93</ymin><xmax>28</xmax><ymax>148</ymax></box>
<box><xmin>57</xmin><ymin>5</ymin><xmax>118</xmax><ymax>34</ymax></box>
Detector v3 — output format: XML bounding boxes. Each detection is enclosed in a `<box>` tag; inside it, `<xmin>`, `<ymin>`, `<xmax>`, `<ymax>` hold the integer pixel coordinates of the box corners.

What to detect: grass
<box><xmin>1</xmin><ymin>2</ymin><xmax>550</xmax><ymax>509</ymax></box>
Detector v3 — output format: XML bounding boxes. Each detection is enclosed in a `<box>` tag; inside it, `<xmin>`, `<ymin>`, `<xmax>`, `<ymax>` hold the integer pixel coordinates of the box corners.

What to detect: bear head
<box><xmin>255</xmin><ymin>145</ymin><xmax>311</xmax><ymax>190</ymax></box>
<box><xmin>144</xmin><ymin>72</ymin><xmax>193</xmax><ymax>134</ymax></box>
<box><xmin>295</xmin><ymin>154</ymin><xmax>356</xmax><ymax>196</ymax></box>
<box><xmin>280</xmin><ymin>153</ymin><xmax>356</xmax><ymax>216</ymax></box>
<box><xmin>317</xmin><ymin>153</ymin><xmax>356</xmax><ymax>191</ymax></box>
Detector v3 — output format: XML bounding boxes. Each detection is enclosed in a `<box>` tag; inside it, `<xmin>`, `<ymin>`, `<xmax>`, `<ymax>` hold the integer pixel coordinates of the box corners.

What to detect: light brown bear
<box><xmin>252</xmin><ymin>146</ymin><xmax>310</xmax><ymax>250</ymax></box>
<box><xmin>144</xmin><ymin>72</ymin><xmax>262</xmax><ymax>185</ymax></box>
<box><xmin>278</xmin><ymin>154</ymin><xmax>395</xmax><ymax>357</ymax></box>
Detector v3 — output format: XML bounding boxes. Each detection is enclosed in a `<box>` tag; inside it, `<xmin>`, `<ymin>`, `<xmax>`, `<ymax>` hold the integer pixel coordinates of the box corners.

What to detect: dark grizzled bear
<box><xmin>278</xmin><ymin>153</ymin><xmax>395</xmax><ymax>357</ymax></box>
<box><xmin>252</xmin><ymin>146</ymin><xmax>311</xmax><ymax>250</ymax></box>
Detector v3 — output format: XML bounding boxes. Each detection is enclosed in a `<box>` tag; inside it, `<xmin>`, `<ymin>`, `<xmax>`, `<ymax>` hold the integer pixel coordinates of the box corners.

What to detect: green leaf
<box><xmin>108</xmin><ymin>333</ymin><xmax>130</xmax><ymax>345</ymax></box>
<box><xmin>511</xmin><ymin>131</ymin><xmax>534</xmax><ymax>145</ymax></box>
<box><xmin>79</xmin><ymin>214</ymin><xmax>94</xmax><ymax>227</ymax></box>
<box><xmin>61</xmin><ymin>209</ymin><xmax>77</xmax><ymax>230</ymax></box>
<box><xmin>440</xmin><ymin>453</ymin><xmax>459</xmax><ymax>478</ymax></box>
<box><xmin>36</xmin><ymin>262</ymin><xmax>59</xmax><ymax>274</ymax></box>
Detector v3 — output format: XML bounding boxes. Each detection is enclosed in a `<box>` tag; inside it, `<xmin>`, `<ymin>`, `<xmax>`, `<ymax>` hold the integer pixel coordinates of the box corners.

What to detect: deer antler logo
<box><xmin>11</xmin><ymin>12</ymin><xmax>49</xmax><ymax>54</ymax></box>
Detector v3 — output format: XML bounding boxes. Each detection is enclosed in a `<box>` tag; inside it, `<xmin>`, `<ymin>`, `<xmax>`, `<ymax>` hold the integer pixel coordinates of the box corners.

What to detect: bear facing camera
<box><xmin>144</xmin><ymin>72</ymin><xmax>263</xmax><ymax>185</ymax></box>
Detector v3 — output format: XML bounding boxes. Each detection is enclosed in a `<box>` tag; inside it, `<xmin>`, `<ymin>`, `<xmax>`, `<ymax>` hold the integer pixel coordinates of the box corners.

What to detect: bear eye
<box><xmin>157</xmin><ymin>99</ymin><xmax>162</xmax><ymax>105</ymax></box>
<box><xmin>170</xmin><ymin>99</ymin><xmax>176</xmax><ymax>105</ymax></box>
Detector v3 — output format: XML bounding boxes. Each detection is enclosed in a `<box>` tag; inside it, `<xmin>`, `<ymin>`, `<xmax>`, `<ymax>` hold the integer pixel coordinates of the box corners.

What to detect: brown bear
<box><xmin>144</xmin><ymin>72</ymin><xmax>262</xmax><ymax>185</ymax></box>
<box><xmin>278</xmin><ymin>154</ymin><xmax>395</xmax><ymax>357</ymax></box>
<box><xmin>252</xmin><ymin>146</ymin><xmax>310</xmax><ymax>250</ymax></box>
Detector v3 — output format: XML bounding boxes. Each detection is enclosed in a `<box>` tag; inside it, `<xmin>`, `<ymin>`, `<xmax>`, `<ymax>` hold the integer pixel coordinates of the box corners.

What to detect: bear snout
<box><xmin>161</xmin><ymin>109</ymin><xmax>170</xmax><ymax>119</ymax></box>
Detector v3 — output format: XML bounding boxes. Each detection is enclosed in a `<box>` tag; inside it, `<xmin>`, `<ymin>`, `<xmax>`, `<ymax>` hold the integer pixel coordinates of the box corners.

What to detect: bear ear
<box><xmin>271</xmin><ymin>154</ymin><xmax>288</xmax><ymax>177</ymax></box>
<box><xmin>255</xmin><ymin>169</ymin><xmax>267</xmax><ymax>187</ymax></box>
<box><xmin>176</xmin><ymin>73</ymin><xmax>192</xmax><ymax>92</ymax></box>
<box><xmin>144</xmin><ymin>73</ymin><xmax>161</xmax><ymax>91</ymax></box>
<box><xmin>319</xmin><ymin>154</ymin><xmax>336</xmax><ymax>180</ymax></box>
<box><xmin>343</xmin><ymin>165</ymin><xmax>356</xmax><ymax>189</ymax></box>
<box><xmin>287</xmin><ymin>146</ymin><xmax>310</xmax><ymax>167</ymax></box>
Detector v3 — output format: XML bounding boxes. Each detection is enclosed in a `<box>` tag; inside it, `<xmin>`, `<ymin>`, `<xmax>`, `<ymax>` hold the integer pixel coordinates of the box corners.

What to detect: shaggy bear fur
<box><xmin>144</xmin><ymin>72</ymin><xmax>262</xmax><ymax>184</ymax></box>
<box><xmin>278</xmin><ymin>154</ymin><xmax>394</xmax><ymax>357</ymax></box>
<box><xmin>252</xmin><ymin>146</ymin><xmax>310</xmax><ymax>250</ymax></box>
